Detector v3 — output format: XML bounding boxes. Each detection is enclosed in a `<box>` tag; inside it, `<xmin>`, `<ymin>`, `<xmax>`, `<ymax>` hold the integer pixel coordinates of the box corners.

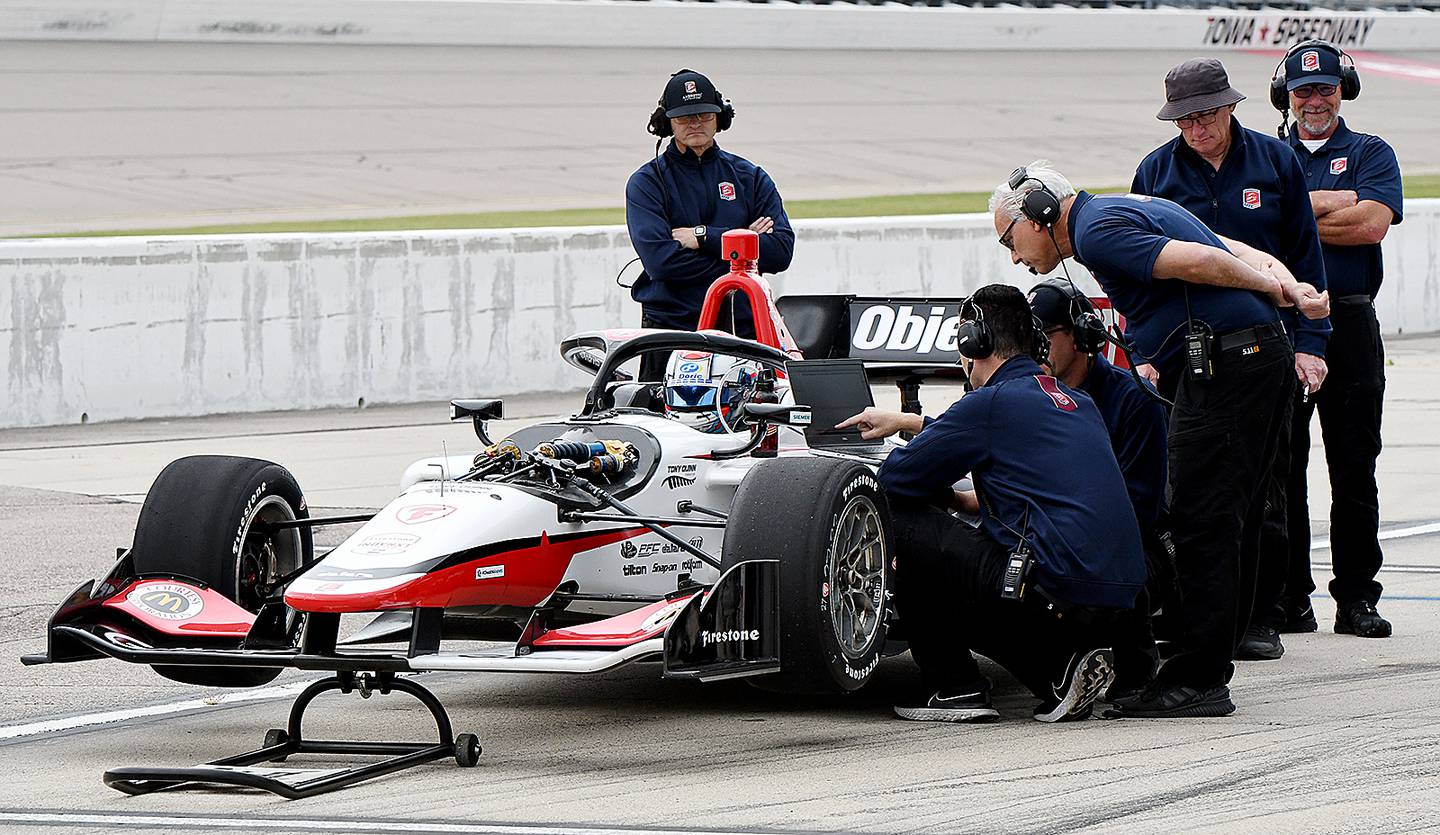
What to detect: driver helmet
<box><xmin>663</xmin><ymin>351</ymin><xmax>761</xmax><ymax>434</ymax></box>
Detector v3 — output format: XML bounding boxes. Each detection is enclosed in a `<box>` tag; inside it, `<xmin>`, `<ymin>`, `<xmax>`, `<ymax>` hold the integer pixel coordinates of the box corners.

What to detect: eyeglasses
<box><xmin>673</xmin><ymin>113</ymin><xmax>717</xmax><ymax>125</ymax></box>
<box><xmin>998</xmin><ymin>217</ymin><xmax>1020</xmax><ymax>251</ymax></box>
<box><xmin>1291</xmin><ymin>84</ymin><xmax>1338</xmax><ymax>100</ymax></box>
<box><xmin>1174</xmin><ymin>108</ymin><xmax>1223</xmax><ymax>130</ymax></box>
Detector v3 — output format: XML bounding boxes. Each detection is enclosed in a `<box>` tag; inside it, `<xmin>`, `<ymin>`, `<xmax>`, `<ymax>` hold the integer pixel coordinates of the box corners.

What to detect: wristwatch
<box><xmin>692</xmin><ymin>225</ymin><xmax>706</xmax><ymax>246</ymax></box>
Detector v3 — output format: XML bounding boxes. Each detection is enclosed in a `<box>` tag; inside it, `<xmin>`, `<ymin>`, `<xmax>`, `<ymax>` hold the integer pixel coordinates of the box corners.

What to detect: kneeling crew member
<box><xmin>840</xmin><ymin>284</ymin><xmax>1147</xmax><ymax>723</ymax></box>
<box><xmin>624</xmin><ymin>69</ymin><xmax>794</xmax><ymax>379</ymax></box>
<box><xmin>1028</xmin><ymin>278</ymin><xmax>1170</xmax><ymax>698</ymax></box>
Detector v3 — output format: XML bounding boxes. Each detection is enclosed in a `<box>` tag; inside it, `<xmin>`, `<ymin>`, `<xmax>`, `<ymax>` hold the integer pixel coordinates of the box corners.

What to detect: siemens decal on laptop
<box><xmin>785</xmin><ymin>359</ymin><xmax>877</xmax><ymax>449</ymax></box>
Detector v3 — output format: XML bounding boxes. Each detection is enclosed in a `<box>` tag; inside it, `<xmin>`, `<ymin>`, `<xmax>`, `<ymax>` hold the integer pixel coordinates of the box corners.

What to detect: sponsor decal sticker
<box><xmin>640</xmin><ymin>599</ymin><xmax>691</xmax><ymax>632</ymax></box>
<box><xmin>700</xmin><ymin>628</ymin><xmax>760</xmax><ymax>647</ymax></box>
<box><xmin>127</xmin><ymin>582</ymin><xmax>204</xmax><ymax>621</ymax></box>
<box><xmin>663</xmin><ymin>475</ymin><xmax>697</xmax><ymax>489</ymax></box>
<box><xmin>351</xmin><ymin>533</ymin><xmax>420</xmax><ymax>555</ymax></box>
<box><xmin>849</xmin><ymin>302</ymin><xmax>963</xmax><ymax>361</ymax></box>
<box><xmin>620</xmin><ymin>540</ymin><xmax>639</xmax><ymax>559</ymax></box>
<box><xmin>396</xmin><ymin>504</ymin><xmax>456</xmax><ymax>525</ymax></box>
<box><xmin>1242</xmin><ymin>188</ymin><xmax>1261</xmax><ymax>210</ymax></box>
<box><xmin>475</xmin><ymin>564</ymin><xmax>505</xmax><ymax>580</ymax></box>
<box><xmin>1331</xmin><ymin>157</ymin><xmax>1348</xmax><ymax>175</ymax></box>
<box><xmin>718</xmin><ymin>182</ymin><xmax>736</xmax><ymax>201</ymax></box>
<box><xmin>1302</xmin><ymin>50</ymin><xmax>1320</xmax><ymax>72</ymax></box>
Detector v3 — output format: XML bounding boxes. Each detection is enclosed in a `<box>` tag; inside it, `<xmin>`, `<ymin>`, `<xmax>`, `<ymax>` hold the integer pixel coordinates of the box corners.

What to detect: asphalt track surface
<box><xmin>2</xmin><ymin>337</ymin><xmax>1440</xmax><ymax>833</ymax></box>
<box><xmin>3</xmin><ymin>43</ymin><xmax>1440</xmax><ymax>236</ymax></box>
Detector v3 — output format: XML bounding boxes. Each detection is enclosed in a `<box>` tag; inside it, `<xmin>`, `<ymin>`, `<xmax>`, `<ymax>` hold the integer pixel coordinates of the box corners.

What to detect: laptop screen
<box><xmin>786</xmin><ymin>359</ymin><xmax>876</xmax><ymax>446</ymax></box>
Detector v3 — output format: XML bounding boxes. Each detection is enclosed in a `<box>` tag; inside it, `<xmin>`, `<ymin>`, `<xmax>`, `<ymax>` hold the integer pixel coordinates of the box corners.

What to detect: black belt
<box><xmin>1217</xmin><ymin>321</ymin><xmax>1286</xmax><ymax>352</ymax></box>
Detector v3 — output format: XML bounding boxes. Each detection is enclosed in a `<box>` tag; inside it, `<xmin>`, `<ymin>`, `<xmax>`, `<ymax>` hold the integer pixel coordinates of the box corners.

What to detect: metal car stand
<box><xmin>103</xmin><ymin>671</ymin><xmax>480</xmax><ymax>799</ymax></box>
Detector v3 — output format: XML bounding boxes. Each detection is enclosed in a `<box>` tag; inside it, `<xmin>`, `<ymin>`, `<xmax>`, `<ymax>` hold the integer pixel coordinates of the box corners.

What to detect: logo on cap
<box><xmin>1330</xmin><ymin>157</ymin><xmax>1348</xmax><ymax>175</ymax></box>
<box><xmin>685</xmin><ymin>81</ymin><xmax>697</xmax><ymax>94</ymax></box>
<box><xmin>718</xmin><ymin>182</ymin><xmax>736</xmax><ymax>201</ymax></box>
<box><xmin>1242</xmin><ymin>188</ymin><xmax>1261</xmax><ymax>210</ymax></box>
<box><xmin>1301</xmin><ymin>51</ymin><xmax>1320</xmax><ymax>72</ymax></box>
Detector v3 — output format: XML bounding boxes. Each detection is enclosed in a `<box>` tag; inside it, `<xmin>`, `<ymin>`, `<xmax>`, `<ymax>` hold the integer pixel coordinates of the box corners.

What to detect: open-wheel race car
<box><xmin>22</xmin><ymin>230</ymin><xmax>975</xmax><ymax>798</ymax></box>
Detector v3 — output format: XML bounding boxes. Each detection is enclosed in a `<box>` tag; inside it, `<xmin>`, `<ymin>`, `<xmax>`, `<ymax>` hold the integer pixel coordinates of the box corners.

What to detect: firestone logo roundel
<box><xmin>718</xmin><ymin>182</ymin><xmax>736</xmax><ymax>201</ymax></box>
<box><xmin>128</xmin><ymin>582</ymin><xmax>205</xmax><ymax>621</ymax></box>
<box><xmin>396</xmin><ymin>504</ymin><xmax>457</xmax><ymax>525</ymax></box>
<box><xmin>1330</xmin><ymin>157</ymin><xmax>1348</xmax><ymax>175</ymax></box>
<box><xmin>1301</xmin><ymin>50</ymin><xmax>1321</xmax><ymax>72</ymax></box>
<box><xmin>684</xmin><ymin>80</ymin><xmax>697</xmax><ymax>94</ymax></box>
<box><xmin>1242</xmin><ymin>188</ymin><xmax>1262</xmax><ymax>210</ymax></box>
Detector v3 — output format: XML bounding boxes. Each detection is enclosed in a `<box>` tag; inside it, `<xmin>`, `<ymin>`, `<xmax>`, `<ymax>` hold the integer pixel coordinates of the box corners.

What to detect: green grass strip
<box><xmin>27</xmin><ymin>173</ymin><xmax>1440</xmax><ymax>238</ymax></box>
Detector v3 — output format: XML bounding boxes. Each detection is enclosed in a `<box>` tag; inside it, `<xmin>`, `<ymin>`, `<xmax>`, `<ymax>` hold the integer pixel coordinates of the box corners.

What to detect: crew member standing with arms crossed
<box><xmin>625</xmin><ymin>69</ymin><xmax>794</xmax><ymax>380</ymax></box>
<box><xmin>1272</xmin><ymin>40</ymin><xmax>1403</xmax><ymax>639</ymax></box>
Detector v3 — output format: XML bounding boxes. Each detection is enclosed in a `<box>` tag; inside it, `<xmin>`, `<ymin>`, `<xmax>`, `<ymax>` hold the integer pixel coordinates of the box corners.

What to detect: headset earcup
<box><xmin>717</xmin><ymin>97</ymin><xmax>734</xmax><ymax>131</ymax></box>
<box><xmin>1030</xmin><ymin>315</ymin><xmax>1051</xmax><ymax>364</ymax></box>
<box><xmin>648</xmin><ymin>105</ymin><xmax>671</xmax><ymax>137</ymax></box>
<box><xmin>1341</xmin><ymin>65</ymin><xmax>1361</xmax><ymax>100</ymax></box>
<box><xmin>955</xmin><ymin>320</ymin><xmax>992</xmax><ymax>360</ymax></box>
<box><xmin>1022</xmin><ymin>189</ymin><xmax>1061</xmax><ymax>227</ymax></box>
<box><xmin>1270</xmin><ymin>73</ymin><xmax>1289</xmax><ymax>111</ymax></box>
<box><xmin>1075</xmin><ymin>313</ymin><xmax>1107</xmax><ymax>355</ymax></box>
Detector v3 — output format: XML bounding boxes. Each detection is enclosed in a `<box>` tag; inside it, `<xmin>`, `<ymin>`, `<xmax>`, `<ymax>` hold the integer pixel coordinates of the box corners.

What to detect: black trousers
<box><xmin>1282</xmin><ymin>296</ymin><xmax>1387</xmax><ymax>610</ymax></box>
<box><xmin>1253</xmin><ymin>387</ymin><xmax>1302</xmax><ymax>630</ymax></box>
<box><xmin>1157</xmin><ymin>324</ymin><xmax>1295</xmax><ymax>689</ymax></box>
<box><xmin>889</xmin><ymin>506</ymin><xmax>1121</xmax><ymax>700</ymax></box>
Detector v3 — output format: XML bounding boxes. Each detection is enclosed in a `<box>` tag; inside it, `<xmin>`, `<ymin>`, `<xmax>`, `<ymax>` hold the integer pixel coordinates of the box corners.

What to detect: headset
<box><xmin>1269</xmin><ymin>40</ymin><xmax>1361</xmax><ymax>111</ymax></box>
<box><xmin>1031</xmin><ymin>278</ymin><xmax>1108</xmax><ymax>356</ymax></box>
<box><xmin>1008</xmin><ymin>166</ymin><xmax>1062</xmax><ymax>229</ymax></box>
<box><xmin>956</xmin><ymin>296</ymin><xmax>1050</xmax><ymax>365</ymax></box>
<box><xmin>647</xmin><ymin>68</ymin><xmax>735</xmax><ymax>137</ymax></box>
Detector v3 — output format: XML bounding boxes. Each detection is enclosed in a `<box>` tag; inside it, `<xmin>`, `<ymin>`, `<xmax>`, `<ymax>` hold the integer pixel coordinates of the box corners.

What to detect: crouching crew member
<box><xmin>624</xmin><ymin>69</ymin><xmax>794</xmax><ymax>379</ymax></box>
<box><xmin>990</xmin><ymin>160</ymin><xmax>1327</xmax><ymax>717</ymax></box>
<box><xmin>1028</xmin><ymin>278</ymin><xmax>1170</xmax><ymax>699</ymax></box>
<box><xmin>839</xmin><ymin>284</ymin><xmax>1146</xmax><ymax>723</ymax></box>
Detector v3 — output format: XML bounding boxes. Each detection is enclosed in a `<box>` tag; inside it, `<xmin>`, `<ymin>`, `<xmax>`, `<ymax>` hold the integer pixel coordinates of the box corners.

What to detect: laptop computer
<box><xmin>785</xmin><ymin>359</ymin><xmax>888</xmax><ymax>455</ymax></box>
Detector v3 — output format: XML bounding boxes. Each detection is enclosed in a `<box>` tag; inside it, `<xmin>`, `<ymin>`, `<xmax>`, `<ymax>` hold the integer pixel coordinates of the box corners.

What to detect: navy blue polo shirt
<box><xmin>1286</xmin><ymin>118</ymin><xmax>1404</xmax><ymax>299</ymax></box>
<box><xmin>1068</xmin><ymin>190</ymin><xmax>1281</xmax><ymax>378</ymax></box>
<box><xmin>879</xmin><ymin>356</ymin><xmax>1145</xmax><ymax>608</ymax></box>
<box><xmin>625</xmin><ymin>141</ymin><xmax>794</xmax><ymax>330</ymax></box>
<box><xmin>1078</xmin><ymin>354</ymin><xmax>1168</xmax><ymax>530</ymax></box>
<box><xmin>1133</xmin><ymin>117</ymin><xmax>1330</xmax><ymax>357</ymax></box>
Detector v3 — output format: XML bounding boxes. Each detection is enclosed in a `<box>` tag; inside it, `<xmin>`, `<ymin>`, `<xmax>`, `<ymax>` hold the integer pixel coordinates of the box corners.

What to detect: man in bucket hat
<box><xmin>1131</xmin><ymin>57</ymin><xmax>1329</xmax><ymax>665</ymax></box>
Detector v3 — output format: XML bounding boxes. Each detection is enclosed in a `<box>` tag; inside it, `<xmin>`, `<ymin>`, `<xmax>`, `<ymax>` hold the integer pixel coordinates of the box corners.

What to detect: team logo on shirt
<box><xmin>718</xmin><ymin>182</ymin><xmax>736</xmax><ymax>201</ymax></box>
<box><xmin>1034</xmin><ymin>376</ymin><xmax>1077</xmax><ymax>412</ymax></box>
<box><xmin>685</xmin><ymin>81</ymin><xmax>697</xmax><ymax>94</ymax></box>
<box><xmin>1242</xmin><ymin>188</ymin><xmax>1261</xmax><ymax>210</ymax></box>
<box><xmin>1301</xmin><ymin>50</ymin><xmax>1321</xmax><ymax>72</ymax></box>
<box><xmin>1330</xmin><ymin>157</ymin><xmax>1348</xmax><ymax>175</ymax></box>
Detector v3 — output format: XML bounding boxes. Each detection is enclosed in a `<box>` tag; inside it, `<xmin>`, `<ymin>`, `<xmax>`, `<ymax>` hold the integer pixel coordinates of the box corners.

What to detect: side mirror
<box><xmin>741</xmin><ymin>403</ymin><xmax>812</xmax><ymax>428</ymax></box>
<box><xmin>451</xmin><ymin>399</ymin><xmax>504</xmax><ymax>445</ymax></box>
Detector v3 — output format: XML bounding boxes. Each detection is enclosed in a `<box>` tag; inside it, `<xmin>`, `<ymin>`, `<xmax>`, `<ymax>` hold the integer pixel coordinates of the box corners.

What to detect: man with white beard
<box><xmin>1269</xmin><ymin>39</ymin><xmax>1403</xmax><ymax>640</ymax></box>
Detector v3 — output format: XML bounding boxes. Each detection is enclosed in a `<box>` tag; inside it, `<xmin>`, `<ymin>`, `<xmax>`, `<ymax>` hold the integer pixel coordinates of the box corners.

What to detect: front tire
<box><xmin>131</xmin><ymin>455</ymin><xmax>312</xmax><ymax>687</ymax></box>
<box><xmin>723</xmin><ymin>457</ymin><xmax>893</xmax><ymax>694</ymax></box>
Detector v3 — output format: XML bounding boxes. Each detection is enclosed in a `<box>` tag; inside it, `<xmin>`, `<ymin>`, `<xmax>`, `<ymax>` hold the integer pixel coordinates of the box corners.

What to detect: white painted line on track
<box><xmin>1310</xmin><ymin>520</ymin><xmax>1440</xmax><ymax>552</ymax></box>
<box><xmin>0</xmin><ymin>680</ymin><xmax>312</xmax><ymax>741</ymax></box>
<box><xmin>0</xmin><ymin>812</ymin><xmax>794</xmax><ymax>835</ymax></box>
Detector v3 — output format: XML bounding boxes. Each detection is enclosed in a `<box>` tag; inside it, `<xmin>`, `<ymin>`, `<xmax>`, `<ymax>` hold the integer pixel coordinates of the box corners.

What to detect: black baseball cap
<box><xmin>661</xmin><ymin>70</ymin><xmax>724</xmax><ymax>118</ymax></box>
<box><xmin>1027</xmin><ymin>279</ymin><xmax>1095</xmax><ymax>330</ymax></box>
<box><xmin>1155</xmin><ymin>58</ymin><xmax>1246</xmax><ymax>121</ymax></box>
<box><xmin>1284</xmin><ymin>44</ymin><xmax>1343</xmax><ymax>89</ymax></box>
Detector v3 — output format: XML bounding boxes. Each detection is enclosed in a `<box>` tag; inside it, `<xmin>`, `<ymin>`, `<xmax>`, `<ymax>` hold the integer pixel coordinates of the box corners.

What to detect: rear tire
<box><xmin>723</xmin><ymin>457</ymin><xmax>893</xmax><ymax>694</ymax></box>
<box><xmin>131</xmin><ymin>455</ymin><xmax>312</xmax><ymax>688</ymax></box>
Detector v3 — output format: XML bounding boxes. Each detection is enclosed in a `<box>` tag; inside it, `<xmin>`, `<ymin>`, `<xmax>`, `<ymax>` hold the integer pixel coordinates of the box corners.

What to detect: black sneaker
<box><xmin>1235</xmin><ymin>624</ymin><xmax>1284</xmax><ymax>660</ymax></box>
<box><xmin>1114</xmin><ymin>684</ymin><xmax>1235</xmax><ymax>718</ymax></box>
<box><xmin>1104</xmin><ymin>678</ymin><xmax>1153</xmax><ymax>706</ymax></box>
<box><xmin>1280</xmin><ymin>601</ymin><xmax>1319</xmax><ymax>634</ymax></box>
<box><xmin>1336</xmin><ymin>601</ymin><xmax>1392</xmax><ymax>638</ymax></box>
<box><xmin>1034</xmin><ymin>648</ymin><xmax>1114</xmax><ymax>723</ymax></box>
<box><xmin>894</xmin><ymin>686</ymin><xmax>1000</xmax><ymax>723</ymax></box>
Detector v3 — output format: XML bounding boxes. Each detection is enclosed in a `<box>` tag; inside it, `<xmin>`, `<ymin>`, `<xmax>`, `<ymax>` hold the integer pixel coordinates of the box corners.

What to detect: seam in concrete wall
<box><xmin>2</xmin><ymin>202</ymin><xmax>1437</xmax><ymax>429</ymax></box>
